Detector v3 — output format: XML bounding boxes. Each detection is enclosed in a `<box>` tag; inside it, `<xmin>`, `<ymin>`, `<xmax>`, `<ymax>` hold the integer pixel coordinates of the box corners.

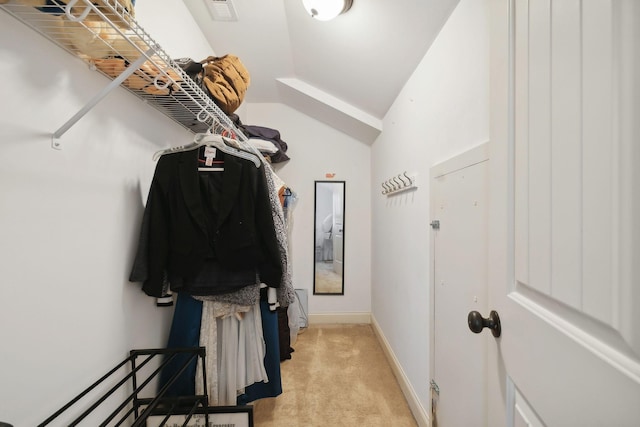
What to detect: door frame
<box><xmin>429</xmin><ymin>142</ymin><xmax>490</xmax><ymax>424</ymax></box>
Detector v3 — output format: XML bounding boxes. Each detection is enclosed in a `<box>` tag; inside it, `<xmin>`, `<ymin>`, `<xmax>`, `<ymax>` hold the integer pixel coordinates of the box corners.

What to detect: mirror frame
<box><xmin>313</xmin><ymin>180</ymin><xmax>345</xmax><ymax>295</ymax></box>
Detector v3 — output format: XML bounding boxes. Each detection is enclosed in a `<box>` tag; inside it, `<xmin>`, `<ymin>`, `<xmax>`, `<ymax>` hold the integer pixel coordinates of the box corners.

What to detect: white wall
<box><xmin>245</xmin><ymin>103</ymin><xmax>372</xmax><ymax>316</ymax></box>
<box><xmin>371</xmin><ymin>0</ymin><xmax>490</xmax><ymax>418</ymax></box>
<box><xmin>0</xmin><ymin>1</ymin><xmax>214</xmax><ymax>425</ymax></box>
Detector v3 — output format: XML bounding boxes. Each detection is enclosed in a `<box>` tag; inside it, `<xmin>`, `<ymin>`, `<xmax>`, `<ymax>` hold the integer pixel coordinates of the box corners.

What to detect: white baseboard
<box><xmin>308</xmin><ymin>312</ymin><xmax>371</xmax><ymax>324</ymax></box>
<box><xmin>371</xmin><ymin>315</ymin><xmax>431</xmax><ymax>427</ymax></box>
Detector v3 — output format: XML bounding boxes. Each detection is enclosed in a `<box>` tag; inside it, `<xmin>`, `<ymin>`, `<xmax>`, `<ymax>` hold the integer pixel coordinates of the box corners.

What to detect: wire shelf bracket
<box><xmin>51</xmin><ymin>47</ymin><xmax>155</xmax><ymax>149</ymax></box>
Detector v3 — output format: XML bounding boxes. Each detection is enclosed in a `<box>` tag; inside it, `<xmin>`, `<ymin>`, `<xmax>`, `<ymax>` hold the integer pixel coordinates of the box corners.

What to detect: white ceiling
<box><xmin>183</xmin><ymin>0</ymin><xmax>459</xmax><ymax>143</ymax></box>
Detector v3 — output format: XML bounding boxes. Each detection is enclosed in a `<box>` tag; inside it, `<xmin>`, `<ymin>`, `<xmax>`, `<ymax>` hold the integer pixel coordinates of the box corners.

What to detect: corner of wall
<box><xmin>371</xmin><ymin>315</ymin><xmax>431</xmax><ymax>427</ymax></box>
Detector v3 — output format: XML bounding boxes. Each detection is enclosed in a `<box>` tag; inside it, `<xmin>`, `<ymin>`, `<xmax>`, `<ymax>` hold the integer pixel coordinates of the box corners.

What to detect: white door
<box><xmin>333</xmin><ymin>228</ymin><xmax>343</xmax><ymax>276</ymax></box>
<box><xmin>488</xmin><ymin>1</ymin><xmax>640</xmax><ymax>426</ymax></box>
<box><xmin>431</xmin><ymin>144</ymin><xmax>490</xmax><ymax>427</ymax></box>
<box><xmin>332</xmin><ymin>190</ymin><xmax>344</xmax><ymax>275</ymax></box>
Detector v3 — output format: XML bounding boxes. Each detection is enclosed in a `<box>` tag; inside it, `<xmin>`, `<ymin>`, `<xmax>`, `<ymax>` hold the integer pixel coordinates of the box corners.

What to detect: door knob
<box><xmin>468</xmin><ymin>310</ymin><xmax>501</xmax><ymax>337</ymax></box>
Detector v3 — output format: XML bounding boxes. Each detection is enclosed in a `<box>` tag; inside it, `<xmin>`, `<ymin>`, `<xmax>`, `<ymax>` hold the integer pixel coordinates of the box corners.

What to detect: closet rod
<box><xmin>51</xmin><ymin>48</ymin><xmax>155</xmax><ymax>149</ymax></box>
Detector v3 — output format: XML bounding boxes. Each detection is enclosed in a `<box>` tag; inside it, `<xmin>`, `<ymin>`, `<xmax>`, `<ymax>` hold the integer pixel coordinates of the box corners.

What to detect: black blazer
<box><xmin>131</xmin><ymin>148</ymin><xmax>282</xmax><ymax>298</ymax></box>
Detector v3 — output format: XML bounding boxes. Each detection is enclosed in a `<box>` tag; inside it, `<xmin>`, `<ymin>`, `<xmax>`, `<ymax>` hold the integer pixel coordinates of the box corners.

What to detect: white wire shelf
<box><xmin>1</xmin><ymin>0</ymin><xmax>245</xmax><ymax>148</ymax></box>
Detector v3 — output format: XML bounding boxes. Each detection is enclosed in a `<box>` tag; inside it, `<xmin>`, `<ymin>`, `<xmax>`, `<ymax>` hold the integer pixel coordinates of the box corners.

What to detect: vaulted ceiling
<box><xmin>183</xmin><ymin>0</ymin><xmax>459</xmax><ymax>143</ymax></box>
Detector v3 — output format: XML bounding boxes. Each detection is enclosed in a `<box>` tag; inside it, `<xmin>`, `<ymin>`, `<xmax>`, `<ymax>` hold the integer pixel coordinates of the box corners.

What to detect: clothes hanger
<box><xmin>193</xmin><ymin>133</ymin><xmax>262</xmax><ymax>168</ymax></box>
<box><xmin>197</xmin><ymin>146</ymin><xmax>225</xmax><ymax>172</ymax></box>
<box><xmin>152</xmin><ymin>130</ymin><xmax>262</xmax><ymax>168</ymax></box>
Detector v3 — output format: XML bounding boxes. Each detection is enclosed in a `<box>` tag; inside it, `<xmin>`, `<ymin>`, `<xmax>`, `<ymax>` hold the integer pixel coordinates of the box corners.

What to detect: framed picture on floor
<box><xmin>145</xmin><ymin>405</ymin><xmax>253</xmax><ymax>427</ymax></box>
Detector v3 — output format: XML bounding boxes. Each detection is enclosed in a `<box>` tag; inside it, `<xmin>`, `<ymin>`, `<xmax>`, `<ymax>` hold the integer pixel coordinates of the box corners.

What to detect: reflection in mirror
<box><xmin>313</xmin><ymin>181</ymin><xmax>345</xmax><ymax>295</ymax></box>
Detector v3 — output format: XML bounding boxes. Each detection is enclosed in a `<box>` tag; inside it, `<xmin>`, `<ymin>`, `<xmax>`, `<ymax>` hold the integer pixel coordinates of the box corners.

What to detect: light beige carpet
<box><xmin>252</xmin><ymin>324</ymin><xmax>418</xmax><ymax>427</ymax></box>
<box><xmin>314</xmin><ymin>262</ymin><xmax>343</xmax><ymax>293</ymax></box>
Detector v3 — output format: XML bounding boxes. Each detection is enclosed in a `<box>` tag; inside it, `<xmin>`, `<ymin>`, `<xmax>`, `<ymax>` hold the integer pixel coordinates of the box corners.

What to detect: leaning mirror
<box><xmin>313</xmin><ymin>181</ymin><xmax>345</xmax><ymax>295</ymax></box>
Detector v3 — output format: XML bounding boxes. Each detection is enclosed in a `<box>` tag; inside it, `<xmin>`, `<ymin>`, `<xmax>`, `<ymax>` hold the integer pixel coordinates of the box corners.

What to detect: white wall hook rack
<box><xmin>381</xmin><ymin>172</ymin><xmax>417</xmax><ymax>196</ymax></box>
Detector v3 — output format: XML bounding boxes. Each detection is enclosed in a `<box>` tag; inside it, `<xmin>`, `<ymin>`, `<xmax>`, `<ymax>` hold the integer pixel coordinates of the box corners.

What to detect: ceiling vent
<box><xmin>204</xmin><ymin>0</ymin><xmax>238</xmax><ymax>21</ymax></box>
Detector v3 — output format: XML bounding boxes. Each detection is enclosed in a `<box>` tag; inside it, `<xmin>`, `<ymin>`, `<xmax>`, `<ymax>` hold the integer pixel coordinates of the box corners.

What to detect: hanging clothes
<box><xmin>195</xmin><ymin>301</ymin><xmax>269</xmax><ymax>406</ymax></box>
<box><xmin>237</xmin><ymin>299</ymin><xmax>282</xmax><ymax>405</ymax></box>
<box><xmin>158</xmin><ymin>295</ymin><xmax>279</xmax><ymax>406</ymax></box>
<box><xmin>130</xmin><ymin>143</ymin><xmax>287</xmax><ymax>407</ymax></box>
<box><xmin>262</xmin><ymin>162</ymin><xmax>296</xmax><ymax>309</ymax></box>
<box><xmin>129</xmin><ymin>146</ymin><xmax>283</xmax><ymax>298</ymax></box>
<box><xmin>157</xmin><ymin>293</ymin><xmax>203</xmax><ymax>397</ymax></box>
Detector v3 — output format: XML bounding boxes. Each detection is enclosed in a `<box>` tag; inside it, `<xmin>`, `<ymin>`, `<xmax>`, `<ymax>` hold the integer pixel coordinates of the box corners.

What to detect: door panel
<box><xmin>513</xmin><ymin>388</ymin><xmax>542</xmax><ymax>427</ymax></box>
<box><xmin>514</xmin><ymin>0</ymin><xmax>638</xmax><ymax>361</ymax></box>
<box><xmin>431</xmin><ymin>144</ymin><xmax>489</xmax><ymax>427</ymax></box>
<box><xmin>490</xmin><ymin>0</ymin><xmax>640</xmax><ymax>425</ymax></box>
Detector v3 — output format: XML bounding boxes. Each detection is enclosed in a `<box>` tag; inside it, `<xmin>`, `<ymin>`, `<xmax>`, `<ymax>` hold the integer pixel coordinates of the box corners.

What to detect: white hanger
<box><xmin>152</xmin><ymin>133</ymin><xmax>262</xmax><ymax>168</ymax></box>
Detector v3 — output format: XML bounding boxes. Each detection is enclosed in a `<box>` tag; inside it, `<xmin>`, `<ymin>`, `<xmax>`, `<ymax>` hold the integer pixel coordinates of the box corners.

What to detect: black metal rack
<box><xmin>39</xmin><ymin>347</ymin><xmax>209</xmax><ymax>427</ymax></box>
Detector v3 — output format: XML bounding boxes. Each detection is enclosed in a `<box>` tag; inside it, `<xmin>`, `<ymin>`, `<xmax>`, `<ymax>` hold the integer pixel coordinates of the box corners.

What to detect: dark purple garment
<box><xmin>240</xmin><ymin>125</ymin><xmax>289</xmax><ymax>163</ymax></box>
<box><xmin>228</xmin><ymin>115</ymin><xmax>291</xmax><ymax>163</ymax></box>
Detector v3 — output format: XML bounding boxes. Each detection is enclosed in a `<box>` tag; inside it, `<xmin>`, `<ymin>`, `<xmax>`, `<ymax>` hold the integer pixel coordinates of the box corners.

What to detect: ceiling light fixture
<box><xmin>302</xmin><ymin>0</ymin><xmax>353</xmax><ymax>21</ymax></box>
